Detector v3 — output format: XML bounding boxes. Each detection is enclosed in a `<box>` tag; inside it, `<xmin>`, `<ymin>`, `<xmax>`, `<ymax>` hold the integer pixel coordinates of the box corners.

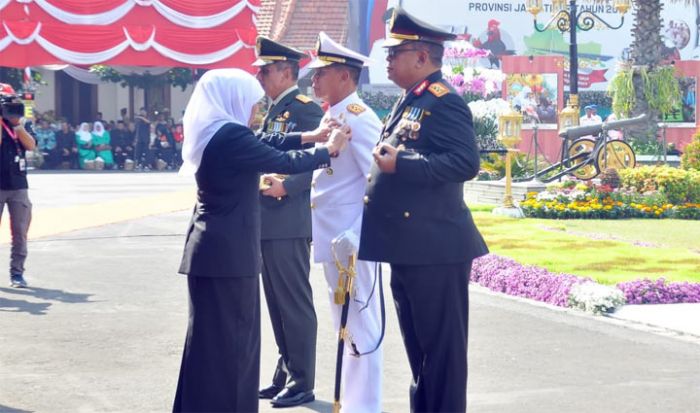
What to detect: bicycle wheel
<box><xmin>596</xmin><ymin>140</ymin><xmax>636</xmax><ymax>171</ymax></box>
<box><xmin>568</xmin><ymin>138</ymin><xmax>598</xmax><ymax>180</ymax></box>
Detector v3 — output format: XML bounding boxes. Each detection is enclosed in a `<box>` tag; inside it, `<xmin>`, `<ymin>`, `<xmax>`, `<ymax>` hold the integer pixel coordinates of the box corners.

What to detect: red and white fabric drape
<box><xmin>0</xmin><ymin>0</ymin><xmax>260</xmax><ymax>69</ymax></box>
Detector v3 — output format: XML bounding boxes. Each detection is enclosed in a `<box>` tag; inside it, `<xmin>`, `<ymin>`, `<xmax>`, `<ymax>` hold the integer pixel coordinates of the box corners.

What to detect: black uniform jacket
<box><xmin>359</xmin><ymin>71</ymin><xmax>489</xmax><ymax>265</ymax></box>
<box><xmin>0</xmin><ymin>118</ymin><xmax>35</xmax><ymax>190</ymax></box>
<box><xmin>179</xmin><ymin>123</ymin><xmax>330</xmax><ymax>278</ymax></box>
<box><xmin>258</xmin><ymin>89</ymin><xmax>324</xmax><ymax>240</ymax></box>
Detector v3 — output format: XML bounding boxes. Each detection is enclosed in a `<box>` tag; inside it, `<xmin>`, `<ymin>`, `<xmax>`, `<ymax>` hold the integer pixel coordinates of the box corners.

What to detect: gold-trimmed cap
<box><xmin>307</xmin><ymin>31</ymin><xmax>372</xmax><ymax>69</ymax></box>
<box><xmin>383</xmin><ymin>6</ymin><xmax>457</xmax><ymax>47</ymax></box>
<box><xmin>253</xmin><ymin>36</ymin><xmax>307</xmax><ymax>67</ymax></box>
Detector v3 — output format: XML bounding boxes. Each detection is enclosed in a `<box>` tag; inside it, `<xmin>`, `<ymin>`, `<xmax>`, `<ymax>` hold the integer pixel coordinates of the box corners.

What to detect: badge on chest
<box><xmin>396</xmin><ymin>106</ymin><xmax>428</xmax><ymax>141</ymax></box>
<box><xmin>266</xmin><ymin>111</ymin><xmax>295</xmax><ymax>133</ymax></box>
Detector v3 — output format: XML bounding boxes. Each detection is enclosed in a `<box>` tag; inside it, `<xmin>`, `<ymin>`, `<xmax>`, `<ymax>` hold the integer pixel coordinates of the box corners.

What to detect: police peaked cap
<box><xmin>384</xmin><ymin>6</ymin><xmax>457</xmax><ymax>47</ymax></box>
<box><xmin>253</xmin><ymin>36</ymin><xmax>307</xmax><ymax>66</ymax></box>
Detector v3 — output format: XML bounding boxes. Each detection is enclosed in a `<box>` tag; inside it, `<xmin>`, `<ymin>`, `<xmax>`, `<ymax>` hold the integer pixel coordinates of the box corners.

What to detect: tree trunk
<box><xmin>628</xmin><ymin>0</ymin><xmax>665</xmax><ymax>142</ymax></box>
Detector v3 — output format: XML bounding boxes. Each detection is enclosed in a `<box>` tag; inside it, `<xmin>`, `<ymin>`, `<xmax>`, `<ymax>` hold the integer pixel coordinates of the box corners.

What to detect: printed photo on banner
<box><xmin>663</xmin><ymin>77</ymin><xmax>697</xmax><ymax>125</ymax></box>
<box><xmin>505</xmin><ymin>73</ymin><xmax>558</xmax><ymax>125</ymax></box>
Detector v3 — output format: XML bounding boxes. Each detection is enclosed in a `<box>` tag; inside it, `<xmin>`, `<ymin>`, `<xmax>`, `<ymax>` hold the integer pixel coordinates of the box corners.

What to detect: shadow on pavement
<box><xmin>296</xmin><ymin>399</ymin><xmax>333</xmax><ymax>413</ymax></box>
<box><xmin>290</xmin><ymin>400</ymin><xmax>392</xmax><ymax>413</ymax></box>
<box><xmin>0</xmin><ymin>405</ymin><xmax>33</xmax><ymax>413</ymax></box>
<box><xmin>0</xmin><ymin>287</ymin><xmax>93</xmax><ymax>304</ymax></box>
<box><xmin>0</xmin><ymin>296</ymin><xmax>51</xmax><ymax>315</ymax></box>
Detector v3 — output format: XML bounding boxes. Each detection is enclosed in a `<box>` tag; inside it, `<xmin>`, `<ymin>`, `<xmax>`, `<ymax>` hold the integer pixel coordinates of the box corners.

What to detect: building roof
<box><xmin>257</xmin><ymin>0</ymin><xmax>349</xmax><ymax>51</ymax></box>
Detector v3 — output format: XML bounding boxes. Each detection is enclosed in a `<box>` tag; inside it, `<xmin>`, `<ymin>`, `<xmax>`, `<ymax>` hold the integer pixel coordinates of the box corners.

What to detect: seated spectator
<box><xmin>76</xmin><ymin>122</ymin><xmax>96</xmax><ymax>169</ymax></box>
<box><xmin>173</xmin><ymin>123</ymin><xmax>184</xmax><ymax>167</ymax></box>
<box><xmin>111</xmin><ymin>120</ymin><xmax>134</xmax><ymax>169</ymax></box>
<box><xmin>55</xmin><ymin>121</ymin><xmax>78</xmax><ymax>169</ymax></box>
<box><xmin>156</xmin><ymin>120</ymin><xmax>176</xmax><ymax>169</ymax></box>
<box><xmin>35</xmin><ymin>119</ymin><xmax>59</xmax><ymax>169</ymax></box>
<box><xmin>92</xmin><ymin>121</ymin><xmax>115</xmax><ymax>169</ymax></box>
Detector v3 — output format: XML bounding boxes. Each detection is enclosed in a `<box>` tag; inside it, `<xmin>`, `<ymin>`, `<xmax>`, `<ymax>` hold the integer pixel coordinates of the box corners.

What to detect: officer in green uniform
<box><xmin>359</xmin><ymin>8</ymin><xmax>489</xmax><ymax>413</ymax></box>
<box><xmin>253</xmin><ymin>36</ymin><xmax>324</xmax><ymax>408</ymax></box>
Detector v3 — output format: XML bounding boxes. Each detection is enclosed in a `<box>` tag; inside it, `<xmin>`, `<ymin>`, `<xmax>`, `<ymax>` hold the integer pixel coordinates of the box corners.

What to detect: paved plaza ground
<box><xmin>0</xmin><ymin>173</ymin><xmax>699</xmax><ymax>413</ymax></box>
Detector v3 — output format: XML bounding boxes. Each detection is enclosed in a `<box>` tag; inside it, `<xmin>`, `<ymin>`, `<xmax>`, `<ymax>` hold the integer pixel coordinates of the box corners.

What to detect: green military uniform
<box><xmin>254</xmin><ymin>37</ymin><xmax>324</xmax><ymax>399</ymax></box>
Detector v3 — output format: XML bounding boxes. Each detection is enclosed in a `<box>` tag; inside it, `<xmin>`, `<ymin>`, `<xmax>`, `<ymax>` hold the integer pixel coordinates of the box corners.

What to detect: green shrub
<box><xmin>681</xmin><ymin>130</ymin><xmax>700</xmax><ymax>171</ymax></box>
<box><xmin>619</xmin><ymin>166</ymin><xmax>700</xmax><ymax>204</ymax></box>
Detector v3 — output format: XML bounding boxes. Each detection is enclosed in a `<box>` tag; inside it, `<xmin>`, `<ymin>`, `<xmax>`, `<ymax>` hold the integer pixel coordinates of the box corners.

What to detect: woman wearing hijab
<box><xmin>173</xmin><ymin>68</ymin><xmax>348</xmax><ymax>413</ymax></box>
<box><xmin>92</xmin><ymin>121</ymin><xmax>114</xmax><ymax>169</ymax></box>
<box><xmin>75</xmin><ymin>122</ymin><xmax>96</xmax><ymax>169</ymax></box>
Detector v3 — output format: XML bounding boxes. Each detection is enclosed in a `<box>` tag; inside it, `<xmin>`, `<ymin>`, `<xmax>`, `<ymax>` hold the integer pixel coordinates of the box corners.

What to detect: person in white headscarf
<box><xmin>74</xmin><ymin>122</ymin><xmax>95</xmax><ymax>169</ymax></box>
<box><xmin>173</xmin><ymin>68</ymin><xmax>349</xmax><ymax>413</ymax></box>
<box><xmin>91</xmin><ymin>121</ymin><xmax>114</xmax><ymax>168</ymax></box>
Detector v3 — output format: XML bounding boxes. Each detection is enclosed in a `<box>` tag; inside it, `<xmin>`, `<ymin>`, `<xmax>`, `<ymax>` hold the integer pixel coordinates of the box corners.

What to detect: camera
<box><xmin>1</xmin><ymin>94</ymin><xmax>25</xmax><ymax>119</ymax></box>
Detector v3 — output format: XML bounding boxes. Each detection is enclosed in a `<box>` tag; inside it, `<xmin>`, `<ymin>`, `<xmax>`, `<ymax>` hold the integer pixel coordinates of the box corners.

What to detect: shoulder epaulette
<box><xmin>347</xmin><ymin>103</ymin><xmax>366</xmax><ymax>115</ymax></box>
<box><xmin>428</xmin><ymin>82</ymin><xmax>449</xmax><ymax>98</ymax></box>
<box><xmin>295</xmin><ymin>94</ymin><xmax>313</xmax><ymax>104</ymax></box>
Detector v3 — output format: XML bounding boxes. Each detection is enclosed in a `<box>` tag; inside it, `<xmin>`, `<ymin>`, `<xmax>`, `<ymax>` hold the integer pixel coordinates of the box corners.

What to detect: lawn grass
<box><xmin>472</xmin><ymin>211</ymin><xmax>700</xmax><ymax>284</ymax></box>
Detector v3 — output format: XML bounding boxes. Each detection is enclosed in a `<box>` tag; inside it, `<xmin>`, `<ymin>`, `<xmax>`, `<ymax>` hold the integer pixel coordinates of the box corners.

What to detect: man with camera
<box><xmin>0</xmin><ymin>83</ymin><xmax>36</xmax><ymax>288</ymax></box>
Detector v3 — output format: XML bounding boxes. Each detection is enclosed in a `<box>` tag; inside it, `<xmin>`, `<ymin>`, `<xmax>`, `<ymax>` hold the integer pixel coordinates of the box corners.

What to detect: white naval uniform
<box><xmin>311</xmin><ymin>92</ymin><xmax>383</xmax><ymax>413</ymax></box>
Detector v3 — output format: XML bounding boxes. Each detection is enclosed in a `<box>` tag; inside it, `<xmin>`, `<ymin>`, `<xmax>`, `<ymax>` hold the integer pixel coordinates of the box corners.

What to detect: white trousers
<box><xmin>322</xmin><ymin>260</ymin><xmax>383</xmax><ymax>413</ymax></box>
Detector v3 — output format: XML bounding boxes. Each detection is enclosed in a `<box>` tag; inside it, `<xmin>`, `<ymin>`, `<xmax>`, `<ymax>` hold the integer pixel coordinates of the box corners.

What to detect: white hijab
<box><xmin>179</xmin><ymin>68</ymin><xmax>264</xmax><ymax>176</ymax></box>
<box><xmin>77</xmin><ymin>122</ymin><xmax>92</xmax><ymax>142</ymax></box>
<box><xmin>93</xmin><ymin>121</ymin><xmax>105</xmax><ymax>137</ymax></box>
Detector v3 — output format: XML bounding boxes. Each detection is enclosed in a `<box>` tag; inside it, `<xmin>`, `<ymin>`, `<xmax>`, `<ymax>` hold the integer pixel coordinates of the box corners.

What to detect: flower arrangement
<box><xmin>568</xmin><ymin>282</ymin><xmax>626</xmax><ymax>314</ymax></box>
<box><xmin>445</xmin><ymin>67</ymin><xmax>505</xmax><ymax>101</ymax></box>
<box><xmin>520</xmin><ymin>177</ymin><xmax>700</xmax><ymax>220</ymax></box>
<box><xmin>618</xmin><ymin>165</ymin><xmax>700</xmax><ymax>204</ymax></box>
<box><xmin>467</xmin><ymin>98</ymin><xmax>510</xmax><ymax>152</ymax></box>
<box><xmin>442</xmin><ymin>41</ymin><xmax>505</xmax><ymax>102</ymax></box>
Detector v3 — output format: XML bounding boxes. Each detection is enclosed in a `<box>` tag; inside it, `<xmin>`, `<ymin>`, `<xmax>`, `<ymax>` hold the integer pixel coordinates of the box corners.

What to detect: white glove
<box><xmin>331</xmin><ymin>230</ymin><xmax>359</xmax><ymax>259</ymax></box>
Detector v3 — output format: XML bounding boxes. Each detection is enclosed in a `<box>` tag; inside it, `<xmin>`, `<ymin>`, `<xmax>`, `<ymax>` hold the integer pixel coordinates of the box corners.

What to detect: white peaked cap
<box><xmin>307</xmin><ymin>31</ymin><xmax>372</xmax><ymax>69</ymax></box>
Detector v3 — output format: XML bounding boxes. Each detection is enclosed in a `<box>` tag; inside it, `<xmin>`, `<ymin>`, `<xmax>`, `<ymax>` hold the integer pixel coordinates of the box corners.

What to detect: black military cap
<box><xmin>253</xmin><ymin>36</ymin><xmax>307</xmax><ymax>67</ymax></box>
<box><xmin>384</xmin><ymin>6</ymin><xmax>457</xmax><ymax>47</ymax></box>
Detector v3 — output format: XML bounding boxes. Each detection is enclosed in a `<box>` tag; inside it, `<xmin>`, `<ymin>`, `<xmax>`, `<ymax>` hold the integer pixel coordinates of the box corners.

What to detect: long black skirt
<box><xmin>173</xmin><ymin>275</ymin><xmax>260</xmax><ymax>413</ymax></box>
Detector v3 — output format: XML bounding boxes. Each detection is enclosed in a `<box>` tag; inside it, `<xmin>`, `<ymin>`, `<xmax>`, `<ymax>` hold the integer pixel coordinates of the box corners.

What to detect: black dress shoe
<box><xmin>270</xmin><ymin>388</ymin><xmax>315</xmax><ymax>408</ymax></box>
<box><xmin>259</xmin><ymin>384</ymin><xmax>284</xmax><ymax>399</ymax></box>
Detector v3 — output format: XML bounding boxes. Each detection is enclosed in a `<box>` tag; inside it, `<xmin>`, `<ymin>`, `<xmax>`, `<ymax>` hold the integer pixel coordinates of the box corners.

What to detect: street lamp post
<box><xmin>493</xmin><ymin>104</ymin><xmax>525</xmax><ymax>218</ymax></box>
<box><xmin>526</xmin><ymin>0</ymin><xmax>630</xmax><ymax>125</ymax></box>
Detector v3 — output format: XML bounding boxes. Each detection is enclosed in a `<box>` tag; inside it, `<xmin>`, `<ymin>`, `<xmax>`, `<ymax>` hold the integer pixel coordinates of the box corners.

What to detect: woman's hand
<box><xmin>323</xmin><ymin>124</ymin><xmax>351</xmax><ymax>156</ymax></box>
<box><xmin>301</xmin><ymin>116</ymin><xmax>343</xmax><ymax>144</ymax></box>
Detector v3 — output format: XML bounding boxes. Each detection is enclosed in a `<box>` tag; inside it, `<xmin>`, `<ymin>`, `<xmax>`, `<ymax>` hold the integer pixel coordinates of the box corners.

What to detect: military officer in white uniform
<box><xmin>307</xmin><ymin>32</ymin><xmax>384</xmax><ymax>413</ymax></box>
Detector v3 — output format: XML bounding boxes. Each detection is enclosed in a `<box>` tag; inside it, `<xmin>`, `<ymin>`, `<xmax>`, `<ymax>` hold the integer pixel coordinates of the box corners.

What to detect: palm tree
<box><xmin>606</xmin><ymin>0</ymin><xmax>694</xmax><ymax>140</ymax></box>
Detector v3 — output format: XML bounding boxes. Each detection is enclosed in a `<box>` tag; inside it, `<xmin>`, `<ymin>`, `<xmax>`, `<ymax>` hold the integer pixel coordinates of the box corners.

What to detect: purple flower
<box><xmin>470</xmin><ymin>254</ymin><xmax>590</xmax><ymax>307</ymax></box>
<box><xmin>616</xmin><ymin>278</ymin><xmax>700</xmax><ymax>304</ymax></box>
<box><xmin>470</xmin><ymin>255</ymin><xmax>700</xmax><ymax>307</ymax></box>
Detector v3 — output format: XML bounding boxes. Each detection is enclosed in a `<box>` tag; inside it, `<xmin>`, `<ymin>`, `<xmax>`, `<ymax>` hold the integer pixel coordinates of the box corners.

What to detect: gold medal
<box><xmin>326</xmin><ymin>167</ymin><xmax>334</xmax><ymax>175</ymax></box>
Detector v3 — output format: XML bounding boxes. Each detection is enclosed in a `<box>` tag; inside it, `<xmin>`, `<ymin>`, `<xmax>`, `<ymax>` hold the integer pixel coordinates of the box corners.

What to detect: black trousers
<box><xmin>260</xmin><ymin>238</ymin><xmax>316</xmax><ymax>391</ymax></box>
<box><xmin>390</xmin><ymin>261</ymin><xmax>472</xmax><ymax>413</ymax></box>
<box><xmin>173</xmin><ymin>275</ymin><xmax>260</xmax><ymax>413</ymax></box>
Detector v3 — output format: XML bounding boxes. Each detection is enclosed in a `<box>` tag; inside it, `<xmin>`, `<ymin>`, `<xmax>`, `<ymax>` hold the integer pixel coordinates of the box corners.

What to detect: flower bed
<box><xmin>470</xmin><ymin>254</ymin><xmax>590</xmax><ymax>307</ymax></box>
<box><xmin>520</xmin><ymin>178</ymin><xmax>700</xmax><ymax>220</ymax></box>
<box><xmin>471</xmin><ymin>254</ymin><xmax>700</xmax><ymax>314</ymax></box>
<box><xmin>617</xmin><ymin>278</ymin><xmax>700</xmax><ymax>304</ymax></box>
